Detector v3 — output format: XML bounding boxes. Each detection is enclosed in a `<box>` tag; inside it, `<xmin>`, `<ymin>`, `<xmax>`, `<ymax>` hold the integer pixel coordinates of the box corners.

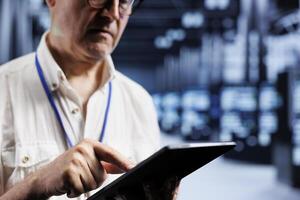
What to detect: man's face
<box><xmin>48</xmin><ymin>0</ymin><xmax>129</xmax><ymax>62</ymax></box>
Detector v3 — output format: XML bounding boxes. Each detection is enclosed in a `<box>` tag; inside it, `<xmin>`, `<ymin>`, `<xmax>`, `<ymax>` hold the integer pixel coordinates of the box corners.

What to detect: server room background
<box><xmin>1</xmin><ymin>0</ymin><xmax>300</xmax><ymax>199</ymax></box>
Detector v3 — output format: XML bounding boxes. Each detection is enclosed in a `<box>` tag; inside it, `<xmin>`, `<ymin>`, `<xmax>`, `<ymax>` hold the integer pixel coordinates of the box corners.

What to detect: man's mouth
<box><xmin>88</xmin><ymin>28</ymin><xmax>113</xmax><ymax>38</ymax></box>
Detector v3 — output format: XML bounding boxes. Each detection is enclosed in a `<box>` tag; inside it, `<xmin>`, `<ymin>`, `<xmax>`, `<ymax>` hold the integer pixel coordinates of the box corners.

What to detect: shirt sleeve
<box><xmin>0</xmin><ymin>120</ymin><xmax>3</xmax><ymax>196</ymax></box>
<box><xmin>0</xmin><ymin>72</ymin><xmax>14</xmax><ymax>195</ymax></box>
<box><xmin>0</xmin><ymin>73</ymin><xmax>7</xmax><ymax>195</ymax></box>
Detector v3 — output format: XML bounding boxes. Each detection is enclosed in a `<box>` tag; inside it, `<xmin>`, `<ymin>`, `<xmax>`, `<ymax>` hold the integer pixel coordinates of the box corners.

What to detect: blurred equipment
<box><xmin>0</xmin><ymin>0</ymin><xmax>49</xmax><ymax>64</ymax></box>
<box><xmin>220</xmin><ymin>83</ymin><xmax>280</xmax><ymax>164</ymax></box>
<box><xmin>258</xmin><ymin>83</ymin><xmax>279</xmax><ymax>146</ymax></box>
<box><xmin>273</xmin><ymin>69</ymin><xmax>300</xmax><ymax>188</ymax></box>
<box><xmin>219</xmin><ymin>85</ymin><xmax>264</xmax><ymax>163</ymax></box>
<box><xmin>181</xmin><ymin>89</ymin><xmax>212</xmax><ymax>141</ymax></box>
<box><xmin>160</xmin><ymin>92</ymin><xmax>181</xmax><ymax>134</ymax></box>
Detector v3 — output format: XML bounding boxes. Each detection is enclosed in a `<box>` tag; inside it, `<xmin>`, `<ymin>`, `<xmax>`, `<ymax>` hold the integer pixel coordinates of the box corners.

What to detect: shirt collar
<box><xmin>36</xmin><ymin>32</ymin><xmax>116</xmax><ymax>92</ymax></box>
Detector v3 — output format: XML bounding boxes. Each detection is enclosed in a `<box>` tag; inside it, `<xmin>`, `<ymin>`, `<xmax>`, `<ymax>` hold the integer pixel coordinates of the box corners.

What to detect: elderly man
<box><xmin>0</xmin><ymin>0</ymin><xmax>179</xmax><ymax>199</ymax></box>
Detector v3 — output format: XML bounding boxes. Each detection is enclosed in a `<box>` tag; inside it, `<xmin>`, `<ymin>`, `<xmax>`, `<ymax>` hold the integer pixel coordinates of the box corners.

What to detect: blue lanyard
<box><xmin>35</xmin><ymin>54</ymin><xmax>112</xmax><ymax>147</ymax></box>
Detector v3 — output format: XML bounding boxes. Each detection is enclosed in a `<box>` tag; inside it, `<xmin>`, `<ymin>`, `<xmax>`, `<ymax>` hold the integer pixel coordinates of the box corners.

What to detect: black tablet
<box><xmin>88</xmin><ymin>142</ymin><xmax>236</xmax><ymax>200</ymax></box>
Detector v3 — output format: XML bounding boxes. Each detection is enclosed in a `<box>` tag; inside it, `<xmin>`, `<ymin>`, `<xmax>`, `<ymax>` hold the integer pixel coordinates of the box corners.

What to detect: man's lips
<box><xmin>88</xmin><ymin>28</ymin><xmax>113</xmax><ymax>38</ymax></box>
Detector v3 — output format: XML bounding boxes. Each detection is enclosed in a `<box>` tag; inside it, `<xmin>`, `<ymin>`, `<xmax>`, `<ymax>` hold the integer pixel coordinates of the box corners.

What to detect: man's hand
<box><xmin>31</xmin><ymin>139</ymin><xmax>135</xmax><ymax>199</ymax></box>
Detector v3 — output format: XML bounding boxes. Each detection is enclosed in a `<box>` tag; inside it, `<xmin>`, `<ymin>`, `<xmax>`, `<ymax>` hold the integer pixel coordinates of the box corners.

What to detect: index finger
<box><xmin>92</xmin><ymin>141</ymin><xmax>135</xmax><ymax>172</ymax></box>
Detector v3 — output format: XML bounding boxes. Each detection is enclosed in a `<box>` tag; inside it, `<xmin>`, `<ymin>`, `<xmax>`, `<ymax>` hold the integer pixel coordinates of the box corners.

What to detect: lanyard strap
<box><xmin>35</xmin><ymin>54</ymin><xmax>112</xmax><ymax>147</ymax></box>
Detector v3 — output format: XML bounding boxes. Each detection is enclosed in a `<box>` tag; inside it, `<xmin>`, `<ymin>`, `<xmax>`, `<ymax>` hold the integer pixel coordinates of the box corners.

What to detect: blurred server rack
<box><xmin>273</xmin><ymin>69</ymin><xmax>300</xmax><ymax>188</ymax></box>
<box><xmin>0</xmin><ymin>0</ymin><xmax>49</xmax><ymax>64</ymax></box>
<box><xmin>180</xmin><ymin>88</ymin><xmax>212</xmax><ymax>141</ymax></box>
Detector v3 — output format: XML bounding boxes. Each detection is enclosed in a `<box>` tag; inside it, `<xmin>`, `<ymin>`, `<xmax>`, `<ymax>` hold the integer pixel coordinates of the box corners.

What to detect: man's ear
<box><xmin>45</xmin><ymin>0</ymin><xmax>56</xmax><ymax>7</ymax></box>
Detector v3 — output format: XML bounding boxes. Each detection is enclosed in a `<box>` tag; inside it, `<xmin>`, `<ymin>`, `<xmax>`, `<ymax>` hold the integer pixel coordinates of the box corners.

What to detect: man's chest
<box><xmin>1</xmin><ymin>83</ymin><xmax>136</xmax><ymax>188</ymax></box>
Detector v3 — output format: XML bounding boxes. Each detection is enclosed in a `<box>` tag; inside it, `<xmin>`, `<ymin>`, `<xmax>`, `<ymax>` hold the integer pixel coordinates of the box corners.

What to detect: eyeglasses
<box><xmin>87</xmin><ymin>0</ymin><xmax>143</xmax><ymax>16</ymax></box>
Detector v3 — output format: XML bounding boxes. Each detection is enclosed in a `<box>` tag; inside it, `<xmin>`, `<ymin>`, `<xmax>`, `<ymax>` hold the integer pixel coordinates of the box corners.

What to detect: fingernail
<box><xmin>128</xmin><ymin>163</ymin><xmax>136</xmax><ymax>169</ymax></box>
<box><xmin>127</xmin><ymin>157</ymin><xmax>136</xmax><ymax>169</ymax></box>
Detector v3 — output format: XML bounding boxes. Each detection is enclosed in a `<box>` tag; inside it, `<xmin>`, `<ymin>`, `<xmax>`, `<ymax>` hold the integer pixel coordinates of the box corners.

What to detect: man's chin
<box><xmin>86</xmin><ymin>45</ymin><xmax>112</xmax><ymax>61</ymax></box>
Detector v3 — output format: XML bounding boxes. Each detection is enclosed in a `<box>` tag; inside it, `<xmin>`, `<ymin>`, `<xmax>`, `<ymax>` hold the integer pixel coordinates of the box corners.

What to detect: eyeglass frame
<box><xmin>86</xmin><ymin>0</ymin><xmax>144</xmax><ymax>16</ymax></box>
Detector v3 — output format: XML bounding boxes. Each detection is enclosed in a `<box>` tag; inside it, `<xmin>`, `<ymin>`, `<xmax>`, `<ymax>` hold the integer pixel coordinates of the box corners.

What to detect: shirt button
<box><xmin>52</xmin><ymin>83</ymin><xmax>58</xmax><ymax>90</ymax></box>
<box><xmin>59</xmin><ymin>74</ymin><xmax>65</xmax><ymax>81</ymax></box>
<box><xmin>72</xmin><ymin>108</ymin><xmax>80</xmax><ymax>114</ymax></box>
<box><xmin>22</xmin><ymin>156</ymin><xmax>30</xmax><ymax>164</ymax></box>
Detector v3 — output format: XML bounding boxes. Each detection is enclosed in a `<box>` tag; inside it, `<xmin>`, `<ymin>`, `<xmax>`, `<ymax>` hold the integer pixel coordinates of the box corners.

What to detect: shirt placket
<box><xmin>56</xmin><ymin>80</ymin><xmax>85</xmax><ymax>146</ymax></box>
<box><xmin>82</xmin><ymin>60</ymin><xmax>114</xmax><ymax>142</ymax></box>
<box><xmin>83</xmin><ymin>86</ymin><xmax>107</xmax><ymax>141</ymax></box>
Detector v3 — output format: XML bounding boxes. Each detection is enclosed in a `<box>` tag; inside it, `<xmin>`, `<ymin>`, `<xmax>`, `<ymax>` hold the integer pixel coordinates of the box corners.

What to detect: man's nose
<box><xmin>103</xmin><ymin>0</ymin><xmax>120</xmax><ymax>20</ymax></box>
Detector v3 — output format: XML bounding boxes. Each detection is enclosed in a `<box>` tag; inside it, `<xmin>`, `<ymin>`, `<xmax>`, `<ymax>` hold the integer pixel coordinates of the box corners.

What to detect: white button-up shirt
<box><xmin>0</xmin><ymin>33</ymin><xmax>160</xmax><ymax>199</ymax></box>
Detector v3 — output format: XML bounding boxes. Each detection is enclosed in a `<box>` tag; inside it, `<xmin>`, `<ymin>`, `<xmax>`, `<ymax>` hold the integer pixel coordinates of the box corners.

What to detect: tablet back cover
<box><xmin>88</xmin><ymin>142</ymin><xmax>235</xmax><ymax>200</ymax></box>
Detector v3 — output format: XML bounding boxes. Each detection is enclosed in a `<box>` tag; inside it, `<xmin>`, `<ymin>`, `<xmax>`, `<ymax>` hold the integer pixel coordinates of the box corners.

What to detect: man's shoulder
<box><xmin>114</xmin><ymin>71</ymin><xmax>153</xmax><ymax>103</ymax></box>
<box><xmin>0</xmin><ymin>53</ymin><xmax>35</xmax><ymax>76</ymax></box>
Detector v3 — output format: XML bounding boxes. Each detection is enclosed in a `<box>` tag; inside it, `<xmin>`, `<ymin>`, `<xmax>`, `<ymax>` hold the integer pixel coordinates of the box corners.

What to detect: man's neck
<box><xmin>46</xmin><ymin>34</ymin><xmax>105</xmax><ymax>81</ymax></box>
<box><xmin>46</xmin><ymin>34</ymin><xmax>107</xmax><ymax>116</ymax></box>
